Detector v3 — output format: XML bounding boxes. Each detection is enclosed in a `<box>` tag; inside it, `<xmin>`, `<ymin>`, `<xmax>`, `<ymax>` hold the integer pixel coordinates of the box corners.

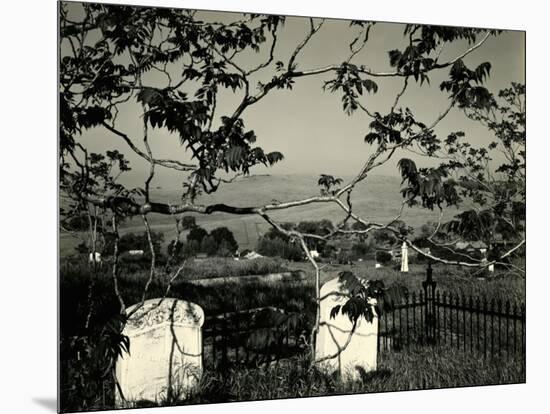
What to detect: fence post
<box><xmin>422</xmin><ymin>263</ymin><xmax>437</xmax><ymax>345</ymax></box>
<box><xmin>221</xmin><ymin>314</ymin><xmax>228</xmax><ymax>384</ymax></box>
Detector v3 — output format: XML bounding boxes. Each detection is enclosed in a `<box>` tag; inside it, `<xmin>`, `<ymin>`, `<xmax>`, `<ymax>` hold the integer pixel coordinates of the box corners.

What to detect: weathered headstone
<box><xmin>115</xmin><ymin>298</ymin><xmax>204</xmax><ymax>406</ymax></box>
<box><xmin>315</xmin><ymin>277</ymin><xmax>378</xmax><ymax>381</ymax></box>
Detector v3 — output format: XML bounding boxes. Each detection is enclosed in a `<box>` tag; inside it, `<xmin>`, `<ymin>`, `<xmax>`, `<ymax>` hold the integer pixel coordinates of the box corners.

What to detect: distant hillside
<box><xmin>60</xmin><ymin>174</ymin><xmax>465</xmax><ymax>255</ymax></box>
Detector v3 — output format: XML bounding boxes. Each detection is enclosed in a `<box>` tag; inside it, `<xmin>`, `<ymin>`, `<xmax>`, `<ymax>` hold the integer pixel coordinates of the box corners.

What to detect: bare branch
<box><xmin>111</xmin><ymin>215</ymin><xmax>126</xmax><ymax>313</ymax></box>
<box><xmin>288</xmin><ymin>18</ymin><xmax>325</xmax><ymax>71</ymax></box>
<box><xmin>100</xmin><ymin>122</ymin><xmax>196</xmax><ymax>171</ymax></box>
<box><xmin>246</xmin><ymin>29</ymin><xmax>279</xmax><ymax>76</ymax></box>
<box><xmin>127</xmin><ymin>214</ymin><xmax>157</xmax><ymax>319</ymax></box>
<box><xmin>314</xmin><ymin>319</ymin><xmax>358</xmax><ymax>365</ymax></box>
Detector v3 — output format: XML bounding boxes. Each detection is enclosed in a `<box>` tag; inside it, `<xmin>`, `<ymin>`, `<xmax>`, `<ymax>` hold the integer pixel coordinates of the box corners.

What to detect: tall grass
<box><xmin>59</xmin><ymin>258</ymin><xmax>524</xmax><ymax>338</ymax></box>
<box><xmin>288</xmin><ymin>261</ymin><xmax>525</xmax><ymax>304</ymax></box>
<box><xmin>181</xmin><ymin>257</ymin><xmax>288</xmax><ymax>280</ymax></box>
<box><xmin>59</xmin><ymin>260</ymin><xmax>314</xmax><ymax>338</ymax></box>
<box><xmin>173</xmin><ymin>345</ymin><xmax>524</xmax><ymax>405</ymax></box>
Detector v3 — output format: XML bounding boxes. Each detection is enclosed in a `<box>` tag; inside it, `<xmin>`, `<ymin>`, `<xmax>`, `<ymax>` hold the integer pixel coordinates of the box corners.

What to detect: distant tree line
<box><xmin>75</xmin><ymin>215</ymin><xmax>239</xmax><ymax>265</ymax></box>
<box><xmin>255</xmin><ymin>219</ymin><xmax>413</xmax><ymax>263</ymax></box>
<box><xmin>168</xmin><ymin>218</ymin><xmax>239</xmax><ymax>262</ymax></box>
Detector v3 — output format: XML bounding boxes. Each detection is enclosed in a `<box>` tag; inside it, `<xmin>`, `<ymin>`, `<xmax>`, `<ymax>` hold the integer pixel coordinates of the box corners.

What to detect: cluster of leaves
<box><xmin>329</xmin><ymin>271</ymin><xmax>407</xmax><ymax>323</ymax></box>
<box><xmin>398</xmin><ymin>158</ymin><xmax>460</xmax><ymax>210</ymax></box>
<box><xmin>317</xmin><ymin>174</ymin><xmax>343</xmax><ymax>196</ymax></box>
<box><xmin>364</xmin><ymin>107</ymin><xmax>438</xmax><ymax>151</ymax></box>
<box><xmin>436</xmin><ymin>84</ymin><xmax>525</xmax><ymax>245</ymax></box>
<box><xmin>60</xmin><ymin>148</ymin><xmax>143</xmax><ymax>244</ymax></box>
<box><xmin>207</xmin><ymin>14</ymin><xmax>284</xmax><ymax>53</ymax></box>
<box><xmin>60</xmin><ymin>3</ymin><xmax>288</xmax><ymax>207</ymax></box>
<box><xmin>61</xmin><ymin>149</ymin><xmax>142</xmax><ymax>218</ymax></box>
<box><xmin>297</xmin><ymin>220</ymin><xmax>335</xmax><ymax>251</ymax></box>
<box><xmin>144</xmin><ymin>103</ymin><xmax>283</xmax><ymax>192</ymax></box>
<box><xmin>60</xmin><ymin>313</ymin><xmax>129</xmax><ymax>411</ymax></box>
<box><xmin>323</xmin><ymin>62</ymin><xmax>378</xmax><ymax>115</ymax></box>
<box><xmin>137</xmin><ymin>86</ymin><xmax>285</xmax><ymax>189</ymax></box>
<box><xmin>467</xmin><ymin>83</ymin><xmax>525</xmax><ymax>187</ymax></box>
<box><xmin>440</xmin><ymin>60</ymin><xmax>493</xmax><ymax>110</ymax></box>
<box><xmin>259</xmin><ymin>66</ymin><xmax>296</xmax><ymax>92</ymax></box>
<box><xmin>442</xmin><ymin>209</ymin><xmax>496</xmax><ymax>243</ymax></box>
<box><xmin>375</xmin><ymin>250</ymin><xmax>393</xmax><ymax>264</ymax></box>
<box><xmin>389</xmin><ymin>26</ymin><xmax>497</xmax><ymax>84</ymax></box>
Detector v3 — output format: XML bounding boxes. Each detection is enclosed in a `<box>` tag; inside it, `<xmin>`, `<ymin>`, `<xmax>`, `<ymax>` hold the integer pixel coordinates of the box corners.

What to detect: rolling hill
<box><xmin>59</xmin><ymin>174</ymin><xmax>465</xmax><ymax>256</ymax></box>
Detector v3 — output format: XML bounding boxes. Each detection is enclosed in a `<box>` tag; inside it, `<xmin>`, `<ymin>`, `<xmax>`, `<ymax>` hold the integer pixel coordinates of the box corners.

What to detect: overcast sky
<box><xmin>63</xmin><ymin>2</ymin><xmax>525</xmax><ymax>188</ymax></box>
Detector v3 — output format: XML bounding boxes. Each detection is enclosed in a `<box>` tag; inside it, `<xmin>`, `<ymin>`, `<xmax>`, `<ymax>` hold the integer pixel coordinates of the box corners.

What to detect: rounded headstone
<box><xmin>315</xmin><ymin>277</ymin><xmax>378</xmax><ymax>381</ymax></box>
<box><xmin>115</xmin><ymin>298</ymin><xmax>204</xmax><ymax>407</ymax></box>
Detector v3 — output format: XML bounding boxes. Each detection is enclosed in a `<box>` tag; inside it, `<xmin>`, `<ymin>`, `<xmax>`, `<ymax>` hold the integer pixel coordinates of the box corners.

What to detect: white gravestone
<box><xmin>115</xmin><ymin>298</ymin><xmax>204</xmax><ymax>406</ymax></box>
<box><xmin>315</xmin><ymin>277</ymin><xmax>378</xmax><ymax>381</ymax></box>
<box><xmin>400</xmin><ymin>242</ymin><xmax>409</xmax><ymax>273</ymax></box>
<box><xmin>88</xmin><ymin>251</ymin><xmax>101</xmax><ymax>264</ymax></box>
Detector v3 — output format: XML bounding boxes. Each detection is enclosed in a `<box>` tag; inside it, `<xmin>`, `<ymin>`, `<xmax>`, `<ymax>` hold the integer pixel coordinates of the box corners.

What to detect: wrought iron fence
<box><xmin>202</xmin><ymin>307</ymin><xmax>308</xmax><ymax>370</ymax></box>
<box><xmin>378</xmin><ymin>264</ymin><xmax>526</xmax><ymax>358</ymax></box>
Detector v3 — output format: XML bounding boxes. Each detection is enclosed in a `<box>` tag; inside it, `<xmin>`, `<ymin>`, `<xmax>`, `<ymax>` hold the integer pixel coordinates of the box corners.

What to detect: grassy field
<box><xmin>180</xmin><ymin>346</ymin><xmax>524</xmax><ymax>405</ymax></box>
<box><xmin>110</xmin><ymin>345</ymin><xmax>524</xmax><ymax>410</ymax></box>
<box><xmin>287</xmin><ymin>260</ymin><xmax>525</xmax><ymax>304</ymax></box>
<box><xmin>60</xmin><ymin>256</ymin><xmax>525</xmax><ymax>337</ymax></box>
<box><xmin>59</xmin><ymin>174</ymin><xmax>471</xmax><ymax>256</ymax></box>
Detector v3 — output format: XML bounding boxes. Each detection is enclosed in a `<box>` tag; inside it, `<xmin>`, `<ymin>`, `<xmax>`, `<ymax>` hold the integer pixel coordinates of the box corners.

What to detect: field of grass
<box><xmin>59</xmin><ymin>260</ymin><xmax>316</xmax><ymax>339</ymax></box>
<box><xmin>60</xmin><ymin>256</ymin><xmax>524</xmax><ymax>339</ymax></box>
<box><xmin>59</xmin><ymin>174</ymin><xmax>471</xmax><ymax>256</ymax></box>
<box><xmin>111</xmin><ymin>345</ymin><xmax>524</xmax><ymax>410</ymax></box>
<box><xmin>182</xmin><ymin>346</ymin><xmax>524</xmax><ymax>404</ymax></box>
<box><xmin>286</xmin><ymin>260</ymin><xmax>525</xmax><ymax>304</ymax></box>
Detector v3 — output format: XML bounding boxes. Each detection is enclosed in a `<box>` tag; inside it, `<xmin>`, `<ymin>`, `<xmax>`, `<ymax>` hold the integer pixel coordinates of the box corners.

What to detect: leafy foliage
<box><xmin>440</xmin><ymin>84</ymin><xmax>524</xmax><ymax>247</ymax></box>
<box><xmin>318</xmin><ymin>174</ymin><xmax>343</xmax><ymax>196</ymax></box>
<box><xmin>330</xmin><ymin>271</ymin><xmax>407</xmax><ymax>323</ymax></box>
<box><xmin>398</xmin><ymin>158</ymin><xmax>460</xmax><ymax>210</ymax></box>
<box><xmin>375</xmin><ymin>251</ymin><xmax>393</xmax><ymax>264</ymax></box>
<box><xmin>59</xmin><ymin>2</ymin><xmax>287</xmax><ymax>206</ymax></box>
<box><xmin>255</xmin><ymin>223</ymin><xmax>300</xmax><ymax>260</ymax></box>
<box><xmin>180</xmin><ymin>216</ymin><xmax>197</xmax><ymax>230</ymax></box>
<box><xmin>323</xmin><ymin>62</ymin><xmax>378</xmax><ymax>115</ymax></box>
<box><xmin>187</xmin><ymin>226</ymin><xmax>209</xmax><ymax>245</ymax></box>
<box><xmin>440</xmin><ymin>60</ymin><xmax>493</xmax><ymax>110</ymax></box>
<box><xmin>60</xmin><ymin>313</ymin><xmax>129</xmax><ymax>411</ymax></box>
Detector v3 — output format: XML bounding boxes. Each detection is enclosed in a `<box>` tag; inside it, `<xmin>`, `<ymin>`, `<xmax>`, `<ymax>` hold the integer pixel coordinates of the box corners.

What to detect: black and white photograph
<box><xmin>57</xmin><ymin>1</ymin><xmax>527</xmax><ymax>412</ymax></box>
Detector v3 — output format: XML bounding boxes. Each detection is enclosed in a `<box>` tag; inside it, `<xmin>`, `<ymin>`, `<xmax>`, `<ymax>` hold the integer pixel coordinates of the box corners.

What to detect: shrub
<box><xmin>180</xmin><ymin>216</ymin><xmax>196</xmax><ymax>230</ymax></box>
<box><xmin>201</xmin><ymin>235</ymin><xmax>218</xmax><ymax>256</ymax></box>
<box><xmin>321</xmin><ymin>243</ymin><xmax>337</xmax><ymax>258</ymax></box>
<box><xmin>351</xmin><ymin>242</ymin><xmax>372</xmax><ymax>259</ymax></box>
<box><xmin>337</xmin><ymin>250</ymin><xmax>353</xmax><ymax>264</ymax></box>
<box><xmin>256</xmin><ymin>236</ymin><xmax>303</xmax><ymax>261</ymax></box>
<box><xmin>376</xmin><ymin>250</ymin><xmax>393</xmax><ymax>264</ymax></box>
<box><xmin>210</xmin><ymin>227</ymin><xmax>239</xmax><ymax>254</ymax></box>
<box><xmin>187</xmin><ymin>226</ymin><xmax>208</xmax><ymax>245</ymax></box>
